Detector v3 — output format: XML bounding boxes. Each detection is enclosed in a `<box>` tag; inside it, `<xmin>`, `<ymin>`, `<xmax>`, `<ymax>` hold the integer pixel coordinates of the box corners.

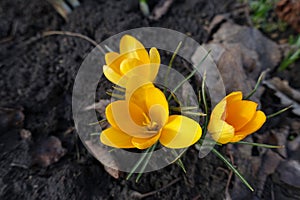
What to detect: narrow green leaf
<box><xmin>126</xmin><ymin>146</ymin><xmax>152</xmax><ymax>180</ymax></box>
<box><xmin>244</xmin><ymin>69</ymin><xmax>269</xmax><ymax>100</ymax></box>
<box><xmin>164</xmin><ymin>41</ymin><xmax>183</xmax><ymax>94</ymax></box>
<box><xmin>234</xmin><ymin>141</ymin><xmax>284</xmax><ymax>148</ymax></box>
<box><xmin>135</xmin><ymin>143</ymin><xmax>157</xmax><ymax>182</ymax></box>
<box><xmin>168</xmin><ymin>50</ymin><xmax>211</xmax><ymax>101</ymax></box>
<box><xmin>212</xmin><ymin>148</ymin><xmax>254</xmax><ymax>192</ymax></box>
<box><xmin>267</xmin><ymin>105</ymin><xmax>293</xmax><ymax>119</ymax></box>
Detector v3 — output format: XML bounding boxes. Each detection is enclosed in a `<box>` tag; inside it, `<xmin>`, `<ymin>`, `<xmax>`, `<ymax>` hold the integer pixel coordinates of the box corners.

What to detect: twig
<box><xmin>131</xmin><ymin>177</ymin><xmax>181</xmax><ymax>199</ymax></box>
<box><xmin>42</xmin><ymin>31</ymin><xmax>106</xmax><ymax>54</ymax></box>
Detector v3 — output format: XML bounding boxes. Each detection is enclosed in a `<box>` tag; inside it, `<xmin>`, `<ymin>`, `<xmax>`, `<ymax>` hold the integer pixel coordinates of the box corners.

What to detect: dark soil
<box><xmin>0</xmin><ymin>0</ymin><xmax>299</xmax><ymax>199</ymax></box>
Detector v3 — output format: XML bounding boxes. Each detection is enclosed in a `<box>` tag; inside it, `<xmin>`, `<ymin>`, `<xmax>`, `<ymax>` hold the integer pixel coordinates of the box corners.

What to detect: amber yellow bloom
<box><xmin>208</xmin><ymin>91</ymin><xmax>266</xmax><ymax>144</ymax></box>
<box><xmin>103</xmin><ymin>35</ymin><xmax>160</xmax><ymax>87</ymax></box>
<box><xmin>100</xmin><ymin>83</ymin><xmax>202</xmax><ymax>149</ymax></box>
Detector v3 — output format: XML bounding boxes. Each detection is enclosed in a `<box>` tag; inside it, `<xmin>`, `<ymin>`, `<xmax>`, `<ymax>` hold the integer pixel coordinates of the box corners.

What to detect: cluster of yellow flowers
<box><xmin>100</xmin><ymin>35</ymin><xmax>266</xmax><ymax>149</ymax></box>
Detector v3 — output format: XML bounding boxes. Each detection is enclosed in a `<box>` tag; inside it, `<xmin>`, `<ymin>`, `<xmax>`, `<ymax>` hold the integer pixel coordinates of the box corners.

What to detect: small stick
<box><xmin>42</xmin><ymin>30</ymin><xmax>106</xmax><ymax>54</ymax></box>
<box><xmin>131</xmin><ymin>177</ymin><xmax>181</xmax><ymax>199</ymax></box>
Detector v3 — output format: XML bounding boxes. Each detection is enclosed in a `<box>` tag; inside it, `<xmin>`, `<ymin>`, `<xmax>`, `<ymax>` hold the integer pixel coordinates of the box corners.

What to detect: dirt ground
<box><xmin>0</xmin><ymin>0</ymin><xmax>299</xmax><ymax>199</ymax></box>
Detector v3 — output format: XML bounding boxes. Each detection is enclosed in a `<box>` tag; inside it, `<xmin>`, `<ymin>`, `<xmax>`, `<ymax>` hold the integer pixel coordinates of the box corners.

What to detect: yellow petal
<box><xmin>103</xmin><ymin>65</ymin><xmax>123</xmax><ymax>86</ymax></box>
<box><xmin>126</xmin><ymin>79</ymin><xmax>168</xmax><ymax>114</ymax></box>
<box><xmin>130</xmin><ymin>84</ymin><xmax>169</xmax><ymax>124</ymax></box>
<box><xmin>149</xmin><ymin>104</ymin><xmax>168</xmax><ymax>128</ymax></box>
<box><xmin>120</xmin><ymin>58</ymin><xmax>145</xmax><ymax>75</ymax></box>
<box><xmin>210</xmin><ymin>98</ymin><xmax>227</xmax><ymax>121</ymax></box>
<box><xmin>208</xmin><ymin>96</ymin><xmax>235</xmax><ymax>144</ymax></box>
<box><xmin>105</xmin><ymin>101</ymin><xmax>151</xmax><ymax>138</ymax></box>
<box><xmin>148</xmin><ymin>47</ymin><xmax>160</xmax><ymax>81</ymax></box>
<box><xmin>225</xmin><ymin>91</ymin><xmax>243</xmax><ymax>103</ymax></box>
<box><xmin>159</xmin><ymin>115</ymin><xmax>202</xmax><ymax>148</ymax></box>
<box><xmin>225</xmin><ymin>100</ymin><xmax>258</xmax><ymax>131</ymax></box>
<box><xmin>209</xmin><ymin>91</ymin><xmax>242</xmax><ymax>122</ymax></box>
<box><xmin>125</xmin><ymin>75</ymin><xmax>153</xmax><ymax>97</ymax></box>
<box><xmin>149</xmin><ymin>47</ymin><xmax>160</xmax><ymax>64</ymax></box>
<box><xmin>228</xmin><ymin>134</ymin><xmax>247</xmax><ymax>143</ymax></box>
<box><xmin>100</xmin><ymin>127</ymin><xmax>135</xmax><ymax>148</ymax></box>
<box><xmin>131</xmin><ymin>132</ymin><xmax>161</xmax><ymax>149</ymax></box>
<box><xmin>119</xmin><ymin>35</ymin><xmax>150</xmax><ymax>63</ymax></box>
<box><xmin>105</xmin><ymin>52</ymin><xmax>125</xmax><ymax>74</ymax></box>
<box><xmin>233</xmin><ymin>110</ymin><xmax>266</xmax><ymax>140</ymax></box>
<box><xmin>208</xmin><ymin>120</ymin><xmax>235</xmax><ymax>144</ymax></box>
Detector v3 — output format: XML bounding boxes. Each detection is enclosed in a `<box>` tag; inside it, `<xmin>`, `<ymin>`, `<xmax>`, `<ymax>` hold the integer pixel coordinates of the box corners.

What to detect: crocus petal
<box><xmin>103</xmin><ymin>65</ymin><xmax>123</xmax><ymax>86</ymax></box>
<box><xmin>120</xmin><ymin>58</ymin><xmax>144</xmax><ymax>75</ymax></box>
<box><xmin>210</xmin><ymin>98</ymin><xmax>227</xmax><ymax>121</ymax></box>
<box><xmin>131</xmin><ymin>132</ymin><xmax>161</xmax><ymax>149</ymax></box>
<box><xmin>106</xmin><ymin>101</ymin><xmax>152</xmax><ymax>138</ymax></box>
<box><xmin>149</xmin><ymin>47</ymin><xmax>160</xmax><ymax>64</ymax></box>
<box><xmin>125</xmin><ymin>75</ymin><xmax>153</xmax><ymax>98</ymax></box>
<box><xmin>119</xmin><ymin>35</ymin><xmax>150</xmax><ymax>63</ymax></box>
<box><xmin>159</xmin><ymin>115</ymin><xmax>202</xmax><ymax>148</ymax></box>
<box><xmin>233</xmin><ymin>110</ymin><xmax>266</xmax><ymax>138</ymax></box>
<box><xmin>148</xmin><ymin>47</ymin><xmax>160</xmax><ymax>81</ymax></box>
<box><xmin>225</xmin><ymin>100</ymin><xmax>258</xmax><ymax>131</ymax></box>
<box><xmin>100</xmin><ymin>127</ymin><xmax>135</xmax><ymax>148</ymax></box>
<box><xmin>119</xmin><ymin>59</ymin><xmax>154</xmax><ymax>81</ymax></box>
<box><xmin>105</xmin><ymin>52</ymin><xmax>125</xmax><ymax>74</ymax></box>
<box><xmin>126</xmin><ymin>81</ymin><xmax>169</xmax><ymax>122</ymax></box>
<box><xmin>225</xmin><ymin>91</ymin><xmax>243</xmax><ymax>103</ymax></box>
<box><xmin>209</xmin><ymin>120</ymin><xmax>235</xmax><ymax>144</ymax></box>
<box><xmin>145</xmin><ymin>87</ymin><xmax>169</xmax><ymax>120</ymax></box>
<box><xmin>149</xmin><ymin>104</ymin><xmax>168</xmax><ymax>128</ymax></box>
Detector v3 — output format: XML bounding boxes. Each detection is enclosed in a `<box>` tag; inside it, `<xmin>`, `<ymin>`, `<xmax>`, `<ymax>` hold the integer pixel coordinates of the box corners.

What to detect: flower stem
<box><xmin>244</xmin><ymin>69</ymin><xmax>269</xmax><ymax>100</ymax></box>
<box><xmin>267</xmin><ymin>105</ymin><xmax>293</xmax><ymax>119</ymax></box>
<box><xmin>234</xmin><ymin>141</ymin><xmax>284</xmax><ymax>148</ymax></box>
<box><xmin>211</xmin><ymin>148</ymin><xmax>254</xmax><ymax>192</ymax></box>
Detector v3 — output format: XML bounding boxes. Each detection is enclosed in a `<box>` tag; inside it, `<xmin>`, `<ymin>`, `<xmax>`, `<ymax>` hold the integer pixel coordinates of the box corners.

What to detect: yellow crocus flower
<box><xmin>103</xmin><ymin>35</ymin><xmax>160</xmax><ymax>87</ymax></box>
<box><xmin>100</xmin><ymin>82</ymin><xmax>202</xmax><ymax>149</ymax></box>
<box><xmin>208</xmin><ymin>91</ymin><xmax>266</xmax><ymax>144</ymax></box>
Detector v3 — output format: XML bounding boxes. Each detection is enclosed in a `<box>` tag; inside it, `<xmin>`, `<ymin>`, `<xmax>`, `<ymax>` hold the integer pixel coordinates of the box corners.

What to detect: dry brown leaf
<box><xmin>270</xmin><ymin>77</ymin><xmax>300</xmax><ymax>103</ymax></box>
<box><xmin>150</xmin><ymin>0</ymin><xmax>174</xmax><ymax>20</ymax></box>
<box><xmin>276</xmin><ymin>0</ymin><xmax>300</xmax><ymax>33</ymax></box>
<box><xmin>85</xmin><ymin>140</ymin><xmax>119</xmax><ymax>179</ymax></box>
<box><xmin>84</xmin><ymin>99</ymin><xmax>110</xmax><ymax>119</ymax></box>
<box><xmin>0</xmin><ymin>107</ymin><xmax>24</xmax><ymax>132</ymax></box>
<box><xmin>31</xmin><ymin>136</ymin><xmax>67</xmax><ymax>167</ymax></box>
<box><xmin>264</xmin><ymin>78</ymin><xmax>300</xmax><ymax>116</ymax></box>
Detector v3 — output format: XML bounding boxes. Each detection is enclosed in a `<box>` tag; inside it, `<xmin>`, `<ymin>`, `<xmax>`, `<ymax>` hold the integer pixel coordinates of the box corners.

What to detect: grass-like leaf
<box><xmin>212</xmin><ymin>148</ymin><xmax>254</xmax><ymax>192</ymax></box>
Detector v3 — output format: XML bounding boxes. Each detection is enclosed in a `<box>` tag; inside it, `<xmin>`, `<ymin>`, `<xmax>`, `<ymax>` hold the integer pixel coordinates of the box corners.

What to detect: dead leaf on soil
<box><xmin>84</xmin><ymin>99</ymin><xmax>110</xmax><ymax>119</ymax></box>
<box><xmin>85</xmin><ymin>140</ymin><xmax>119</xmax><ymax>179</ymax></box>
<box><xmin>277</xmin><ymin>159</ymin><xmax>300</xmax><ymax>188</ymax></box>
<box><xmin>0</xmin><ymin>107</ymin><xmax>24</xmax><ymax>132</ymax></box>
<box><xmin>47</xmin><ymin>0</ymin><xmax>80</xmax><ymax>21</ymax></box>
<box><xmin>269</xmin><ymin>77</ymin><xmax>300</xmax><ymax>103</ymax></box>
<box><xmin>264</xmin><ymin>77</ymin><xmax>300</xmax><ymax>116</ymax></box>
<box><xmin>276</xmin><ymin>0</ymin><xmax>300</xmax><ymax>33</ymax></box>
<box><xmin>209</xmin><ymin>19</ymin><xmax>281</xmax><ymax>79</ymax></box>
<box><xmin>255</xmin><ymin>149</ymin><xmax>284</xmax><ymax>197</ymax></box>
<box><xmin>150</xmin><ymin>0</ymin><xmax>174</xmax><ymax>21</ymax></box>
<box><xmin>20</xmin><ymin>129</ymin><xmax>32</xmax><ymax>140</ymax></box>
<box><xmin>31</xmin><ymin>136</ymin><xmax>67</xmax><ymax>167</ymax></box>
